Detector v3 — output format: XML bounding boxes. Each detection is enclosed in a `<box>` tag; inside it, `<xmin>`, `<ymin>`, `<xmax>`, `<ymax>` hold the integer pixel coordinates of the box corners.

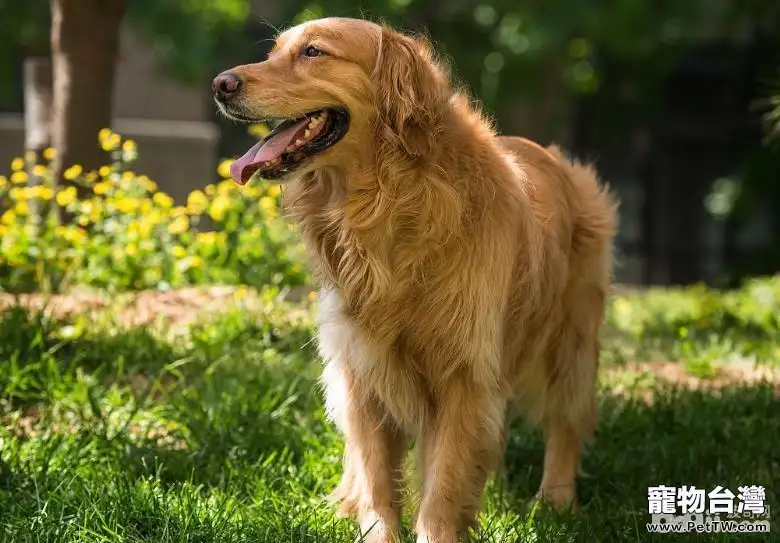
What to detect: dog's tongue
<box><xmin>229</xmin><ymin>118</ymin><xmax>309</xmax><ymax>184</ymax></box>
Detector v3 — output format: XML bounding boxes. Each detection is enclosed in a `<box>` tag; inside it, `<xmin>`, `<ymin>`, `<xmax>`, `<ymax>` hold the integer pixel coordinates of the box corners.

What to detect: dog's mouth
<box><xmin>229</xmin><ymin>107</ymin><xmax>350</xmax><ymax>184</ymax></box>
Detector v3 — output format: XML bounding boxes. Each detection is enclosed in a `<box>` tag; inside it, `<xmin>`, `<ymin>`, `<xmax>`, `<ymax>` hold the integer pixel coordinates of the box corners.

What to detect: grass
<box><xmin>1</xmin><ymin>281</ymin><xmax>778</xmax><ymax>542</ymax></box>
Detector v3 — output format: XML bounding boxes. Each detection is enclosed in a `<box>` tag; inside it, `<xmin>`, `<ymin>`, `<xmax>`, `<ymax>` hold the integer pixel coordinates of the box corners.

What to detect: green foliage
<box><xmin>0</xmin><ymin>130</ymin><xmax>308</xmax><ymax>293</ymax></box>
<box><xmin>605</xmin><ymin>277</ymin><xmax>780</xmax><ymax>368</ymax></box>
<box><xmin>0</xmin><ymin>0</ymin><xmax>249</xmax><ymax>95</ymax></box>
<box><xmin>284</xmin><ymin>0</ymin><xmax>780</xmax><ymax>112</ymax></box>
<box><xmin>765</xmin><ymin>85</ymin><xmax>780</xmax><ymax>144</ymax></box>
<box><xmin>126</xmin><ymin>0</ymin><xmax>250</xmax><ymax>82</ymax></box>
<box><xmin>0</xmin><ymin>0</ymin><xmax>51</xmax><ymax>94</ymax></box>
<box><xmin>0</xmin><ymin>281</ymin><xmax>778</xmax><ymax>541</ymax></box>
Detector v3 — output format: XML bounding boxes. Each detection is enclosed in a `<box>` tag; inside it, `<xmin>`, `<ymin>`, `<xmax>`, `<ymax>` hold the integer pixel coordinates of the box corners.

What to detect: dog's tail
<box><xmin>546</xmin><ymin>145</ymin><xmax>620</xmax><ymax>255</ymax></box>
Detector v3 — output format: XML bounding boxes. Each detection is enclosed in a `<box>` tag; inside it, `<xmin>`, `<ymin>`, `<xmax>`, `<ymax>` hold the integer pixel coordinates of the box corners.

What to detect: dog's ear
<box><xmin>373</xmin><ymin>26</ymin><xmax>446</xmax><ymax>158</ymax></box>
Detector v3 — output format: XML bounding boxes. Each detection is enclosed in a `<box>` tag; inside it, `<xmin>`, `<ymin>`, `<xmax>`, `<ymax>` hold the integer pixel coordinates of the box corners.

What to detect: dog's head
<box><xmin>213</xmin><ymin>17</ymin><xmax>449</xmax><ymax>185</ymax></box>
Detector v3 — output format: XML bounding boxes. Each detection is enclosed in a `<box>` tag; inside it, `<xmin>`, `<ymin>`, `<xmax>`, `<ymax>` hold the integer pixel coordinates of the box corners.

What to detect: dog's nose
<box><xmin>212</xmin><ymin>71</ymin><xmax>242</xmax><ymax>99</ymax></box>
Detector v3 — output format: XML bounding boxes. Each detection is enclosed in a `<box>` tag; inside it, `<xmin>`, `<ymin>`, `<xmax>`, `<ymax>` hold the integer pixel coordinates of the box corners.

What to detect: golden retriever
<box><xmin>213</xmin><ymin>17</ymin><xmax>618</xmax><ymax>543</ymax></box>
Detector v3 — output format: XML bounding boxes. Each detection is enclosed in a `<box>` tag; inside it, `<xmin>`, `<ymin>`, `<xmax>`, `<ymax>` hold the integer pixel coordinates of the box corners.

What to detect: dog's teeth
<box><xmin>304</xmin><ymin>129</ymin><xmax>311</xmax><ymax>139</ymax></box>
<box><xmin>295</xmin><ymin>139</ymin><xmax>304</xmax><ymax>146</ymax></box>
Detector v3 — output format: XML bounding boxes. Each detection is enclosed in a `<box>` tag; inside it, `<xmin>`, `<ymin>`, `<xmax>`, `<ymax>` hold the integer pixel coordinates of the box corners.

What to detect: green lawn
<box><xmin>1</xmin><ymin>280</ymin><xmax>778</xmax><ymax>542</ymax></box>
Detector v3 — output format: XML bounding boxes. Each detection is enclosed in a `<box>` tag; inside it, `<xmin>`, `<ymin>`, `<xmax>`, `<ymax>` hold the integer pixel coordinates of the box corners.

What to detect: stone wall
<box><xmin>0</xmin><ymin>24</ymin><xmax>219</xmax><ymax>201</ymax></box>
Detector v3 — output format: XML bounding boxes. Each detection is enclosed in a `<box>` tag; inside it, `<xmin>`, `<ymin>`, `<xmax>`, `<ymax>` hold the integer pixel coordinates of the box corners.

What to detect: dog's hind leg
<box><xmin>536</xmin><ymin>284</ymin><xmax>603</xmax><ymax>510</ymax></box>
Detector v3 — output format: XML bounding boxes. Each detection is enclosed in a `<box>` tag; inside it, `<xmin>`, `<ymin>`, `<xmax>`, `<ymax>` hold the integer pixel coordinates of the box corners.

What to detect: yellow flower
<box><xmin>141</xmin><ymin>199</ymin><xmax>153</xmax><ymax>215</ymax></box>
<box><xmin>93</xmin><ymin>181</ymin><xmax>111</xmax><ymax>195</ymax></box>
<box><xmin>242</xmin><ymin>184</ymin><xmax>261</xmax><ymax>198</ymax></box>
<box><xmin>99</xmin><ymin>166</ymin><xmax>112</xmax><ymax>178</ymax></box>
<box><xmin>209</xmin><ymin>208</ymin><xmax>225</xmax><ymax>222</ymax></box>
<box><xmin>56</xmin><ymin>186</ymin><xmax>77</xmax><ymax>207</ymax></box>
<box><xmin>196</xmin><ymin>231</ymin><xmax>216</xmax><ymax>245</ymax></box>
<box><xmin>209</xmin><ymin>195</ymin><xmax>231</xmax><ymax>222</ymax></box>
<box><xmin>54</xmin><ymin>225</ymin><xmax>68</xmax><ymax>237</ymax></box>
<box><xmin>172</xmin><ymin>245</ymin><xmax>187</xmax><ymax>259</ymax></box>
<box><xmin>70</xmin><ymin>227</ymin><xmax>87</xmax><ymax>241</ymax></box>
<box><xmin>122</xmin><ymin>139</ymin><xmax>137</xmax><ymax>153</ymax></box>
<box><xmin>115</xmin><ymin>198</ymin><xmax>139</xmax><ymax>214</ymax></box>
<box><xmin>1</xmin><ymin>211</ymin><xmax>16</xmax><ymax>225</ymax></box>
<box><xmin>138</xmin><ymin>176</ymin><xmax>157</xmax><ymax>193</ymax></box>
<box><xmin>77</xmin><ymin>216</ymin><xmax>89</xmax><ymax>226</ymax></box>
<box><xmin>36</xmin><ymin>187</ymin><xmax>54</xmax><ymax>201</ymax></box>
<box><xmin>171</xmin><ymin>206</ymin><xmax>187</xmax><ymax>217</ymax></box>
<box><xmin>0</xmin><ymin>175</ymin><xmax>7</xmax><ymax>188</ymax></box>
<box><xmin>259</xmin><ymin>196</ymin><xmax>277</xmax><ymax>217</ymax></box>
<box><xmin>126</xmin><ymin>244</ymin><xmax>138</xmax><ymax>257</ymax></box>
<box><xmin>98</xmin><ymin>128</ymin><xmax>113</xmax><ymax>142</ymax></box>
<box><xmin>234</xmin><ymin>286</ymin><xmax>248</xmax><ymax>301</ymax></box>
<box><xmin>24</xmin><ymin>151</ymin><xmax>36</xmax><ymax>163</ymax></box>
<box><xmin>167</xmin><ymin>215</ymin><xmax>189</xmax><ymax>235</ymax></box>
<box><xmin>217</xmin><ymin>180</ymin><xmax>235</xmax><ymax>195</ymax></box>
<box><xmin>139</xmin><ymin>219</ymin><xmax>153</xmax><ymax>237</ymax></box>
<box><xmin>122</xmin><ymin>171</ymin><xmax>136</xmax><ymax>182</ymax></box>
<box><xmin>32</xmin><ymin>164</ymin><xmax>47</xmax><ymax>178</ymax></box>
<box><xmin>10</xmin><ymin>157</ymin><xmax>24</xmax><ymax>172</ymax></box>
<box><xmin>190</xmin><ymin>256</ymin><xmax>204</xmax><ymax>268</ymax></box>
<box><xmin>248</xmin><ymin>123</ymin><xmax>270</xmax><ymax>138</ymax></box>
<box><xmin>101</xmin><ymin>133</ymin><xmax>121</xmax><ymax>152</ymax></box>
<box><xmin>217</xmin><ymin>159</ymin><xmax>234</xmax><ymax>179</ymax></box>
<box><xmin>14</xmin><ymin>201</ymin><xmax>30</xmax><ymax>215</ymax></box>
<box><xmin>153</xmin><ymin>192</ymin><xmax>174</xmax><ymax>209</ymax></box>
<box><xmin>267</xmin><ymin>184</ymin><xmax>281</xmax><ymax>198</ymax></box>
<box><xmin>186</xmin><ymin>190</ymin><xmax>207</xmax><ymax>214</ymax></box>
<box><xmin>43</xmin><ymin>147</ymin><xmax>56</xmax><ymax>161</ymax></box>
<box><xmin>63</xmin><ymin>165</ymin><xmax>82</xmax><ymax>180</ymax></box>
<box><xmin>204</xmin><ymin>184</ymin><xmax>217</xmax><ymax>196</ymax></box>
<box><xmin>11</xmin><ymin>171</ymin><xmax>27</xmax><ymax>184</ymax></box>
<box><xmin>9</xmin><ymin>187</ymin><xmax>26</xmax><ymax>201</ymax></box>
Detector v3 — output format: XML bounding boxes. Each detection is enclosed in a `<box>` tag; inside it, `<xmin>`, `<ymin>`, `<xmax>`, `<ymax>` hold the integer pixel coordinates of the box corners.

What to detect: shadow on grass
<box><xmin>491</xmin><ymin>384</ymin><xmax>779</xmax><ymax>541</ymax></box>
<box><xmin>2</xmin><ymin>304</ymin><xmax>778</xmax><ymax>541</ymax></box>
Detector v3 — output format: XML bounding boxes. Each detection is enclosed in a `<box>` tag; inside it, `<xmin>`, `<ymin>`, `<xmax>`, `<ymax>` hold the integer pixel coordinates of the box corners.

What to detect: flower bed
<box><xmin>0</xmin><ymin>129</ymin><xmax>309</xmax><ymax>293</ymax></box>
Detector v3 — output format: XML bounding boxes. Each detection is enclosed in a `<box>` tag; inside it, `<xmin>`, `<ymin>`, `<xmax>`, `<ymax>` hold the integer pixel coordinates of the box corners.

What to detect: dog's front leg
<box><xmin>415</xmin><ymin>375</ymin><xmax>505</xmax><ymax>542</ymax></box>
<box><xmin>324</xmin><ymin>361</ymin><xmax>406</xmax><ymax>543</ymax></box>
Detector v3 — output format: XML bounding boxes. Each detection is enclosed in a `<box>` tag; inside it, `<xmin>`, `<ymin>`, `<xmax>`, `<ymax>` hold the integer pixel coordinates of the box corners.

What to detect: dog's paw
<box><xmin>328</xmin><ymin>483</ymin><xmax>360</xmax><ymax>518</ymax></box>
<box><xmin>534</xmin><ymin>485</ymin><xmax>578</xmax><ymax>512</ymax></box>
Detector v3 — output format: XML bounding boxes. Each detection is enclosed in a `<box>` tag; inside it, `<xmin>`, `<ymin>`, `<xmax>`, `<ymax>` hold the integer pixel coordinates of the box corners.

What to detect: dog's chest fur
<box><xmin>285</xmin><ymin>166</ymin><xmax>523</xmax><ymax>431</ymax></box>
<box><xmin>317</xmin><ymin>286</ymin><xmax>453</xmax><ymax>432</ymax></box>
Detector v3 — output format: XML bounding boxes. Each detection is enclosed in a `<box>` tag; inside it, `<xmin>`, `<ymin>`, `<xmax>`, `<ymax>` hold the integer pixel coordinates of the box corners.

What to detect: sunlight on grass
<box><xmin>1</xmin><ymin>280</ymin><xmax>778</xmax><ymax>542</ymax></box>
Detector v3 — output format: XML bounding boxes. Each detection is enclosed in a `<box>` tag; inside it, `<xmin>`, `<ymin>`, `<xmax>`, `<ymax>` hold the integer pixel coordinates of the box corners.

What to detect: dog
<box><xmin>213</xmin><ymin>17</ymin><xmax>618</xmax><ymax>543</ymax></box>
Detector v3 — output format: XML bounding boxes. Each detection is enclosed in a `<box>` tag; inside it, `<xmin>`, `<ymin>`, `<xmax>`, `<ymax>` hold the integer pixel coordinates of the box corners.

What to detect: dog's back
<box><xmin>497</xmin><ymin>136</ymin><xmax>618</xmax><ymax>433</ymax></box>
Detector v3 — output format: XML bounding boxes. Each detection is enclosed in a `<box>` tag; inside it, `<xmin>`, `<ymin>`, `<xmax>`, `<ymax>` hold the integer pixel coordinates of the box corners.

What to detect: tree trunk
<box><xmin>50</xmin><ymin>0</ymin><xmax>127</xmax><ymax>184</ymax></box>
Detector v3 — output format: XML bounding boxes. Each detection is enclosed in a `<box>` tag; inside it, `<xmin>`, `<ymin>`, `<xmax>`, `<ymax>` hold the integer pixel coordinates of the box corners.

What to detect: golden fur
<box><xmin>220</xmin><ymin>17</ymin><xmax>618</xmax><ymax>543</ymax></box>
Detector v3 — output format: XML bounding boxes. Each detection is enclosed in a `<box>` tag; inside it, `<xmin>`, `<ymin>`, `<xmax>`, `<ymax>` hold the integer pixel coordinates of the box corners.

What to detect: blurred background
<box><xmin>1</xmin><ymin>4</ymin><xmax>779</xmax><ymax>540</ymax></box>
<box><xmin>1</xmin><ymin>0</ymin><xmax>779</xmax><ymax>287</ymax></box>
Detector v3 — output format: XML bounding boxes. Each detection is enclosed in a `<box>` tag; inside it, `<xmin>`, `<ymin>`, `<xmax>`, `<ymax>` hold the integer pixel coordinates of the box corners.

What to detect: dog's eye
<box><xmin>302</xmin><ymin>45</ymin><xmax>326</xmax><ymax>58</ymax></box>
